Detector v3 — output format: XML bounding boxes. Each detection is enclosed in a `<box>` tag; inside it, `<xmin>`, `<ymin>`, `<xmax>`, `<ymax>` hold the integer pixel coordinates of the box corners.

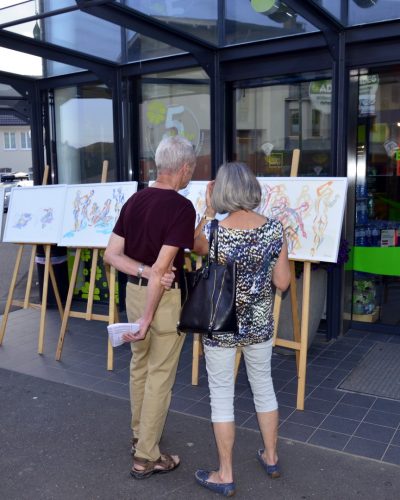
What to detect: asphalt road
<box><xmin>0</xmin><ymin>212</ymin><xmax>40</xmax><ymax>315</ymax></box>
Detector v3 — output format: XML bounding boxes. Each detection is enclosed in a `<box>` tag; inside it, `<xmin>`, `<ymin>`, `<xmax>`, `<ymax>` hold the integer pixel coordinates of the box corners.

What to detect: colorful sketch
<box><xmin>178</xmin><ymin>181</ymin><xmax>209</xmax><ymax>226</ymax></box>
<box><xmin>257</xmin><ymin>177</ymin><xmax>347</xmax><ymax>263</ymax></box>
<box><xmin>59</xmin><ymin>182</ymin><xmax>138</xmax><ymax>248</ymax></box>
<box><xmin>2</xmin><ymin>185</ymin><xmax>67</xmax><ymax>244</ymax></box>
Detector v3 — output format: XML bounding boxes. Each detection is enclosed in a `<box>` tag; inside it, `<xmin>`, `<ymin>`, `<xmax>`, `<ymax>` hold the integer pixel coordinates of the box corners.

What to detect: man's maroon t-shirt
<box><xmin>113</xmin><ymin>187</ymin><xmax>195</xmax><ymax>271</ymax></box>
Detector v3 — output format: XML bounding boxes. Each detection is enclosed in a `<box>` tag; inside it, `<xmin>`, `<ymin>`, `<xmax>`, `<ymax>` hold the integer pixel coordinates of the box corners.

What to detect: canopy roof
<box><xmin>0</xmin><ymin>0</ymin><xmax>399</xmax><ymax>81</ymax></box>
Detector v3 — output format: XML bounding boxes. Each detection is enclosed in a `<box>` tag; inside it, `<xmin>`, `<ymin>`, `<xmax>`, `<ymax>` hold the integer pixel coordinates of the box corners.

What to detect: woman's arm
<box><xmin>272</xmin><ymin>236</ymin><xmax>291</xmax><ymax>291</ymax></box>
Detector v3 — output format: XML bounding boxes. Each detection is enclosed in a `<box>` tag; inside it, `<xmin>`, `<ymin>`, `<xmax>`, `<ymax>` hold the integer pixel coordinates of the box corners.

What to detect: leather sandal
<box><xmin>256</xmin><ymin>449</ymin><xmax>281</xmax><ymax>478</ymax></box>
<box><xmin>130</xmin><ymin>453</ymin><xmax>180</xmax><ymax>480</ymax></box>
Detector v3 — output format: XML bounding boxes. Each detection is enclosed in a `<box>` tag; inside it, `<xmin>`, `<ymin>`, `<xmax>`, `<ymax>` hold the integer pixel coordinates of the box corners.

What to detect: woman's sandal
<box><xmin>130</xmin><ymin>453</ymin><xmax>180</xmax><ymax>480</ymax></box>
<box><xmin>256</xmin><ymin>449</ymin><xmax>281</xmax><ymax>478</ymax></box>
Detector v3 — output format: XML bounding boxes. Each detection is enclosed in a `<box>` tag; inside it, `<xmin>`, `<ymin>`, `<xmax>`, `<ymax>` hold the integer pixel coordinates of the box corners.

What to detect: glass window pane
<box><xmin>226</xmin><ymin>0</ymin><xmax>318</xmax><ymax>46</ymax></box>
<box><xmin>122</xmin><ymin>0</ymin><xmax>218</xmax><ymax>45</ymax></box>
<box><xmin>0</xmin><ymin>47</ymin><xmax>43</xmax><ymax>76</ymax></box>
<box><xmin>233</xmin><ymin>77</ymin><xmax>332</xmax><ymax>177</ymax></box>
<box><xmin>139</xmin><ymin>68</ymin><xmax>211</xmax><ymax>183</ymax></box>
<box><xmin>310</xmin><ymin>0</ymin><xmax>400</xmax><ymax>26</ymax></box>
<box><xmin>54</xmin><ymin>85</ymin><xmax>116</xmax><ymax>184</ymax></box>
<box><xmin>126</xmin><ymin>33</ymin><xmax>185</xmax><ymax>63</ymax></box>
<box><xmin>0</xmin><ymin>0</ymin><xmax>76</xmax><ymax>25</ymax></box>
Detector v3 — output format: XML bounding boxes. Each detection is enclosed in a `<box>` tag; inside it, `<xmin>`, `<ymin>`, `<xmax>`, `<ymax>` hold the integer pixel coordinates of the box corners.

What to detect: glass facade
<box><xmin>350</xmin><ymin>67</ymin><xmax>400</xmax><ymax>327</ymax></box>
<box><xmin>54</xmin><ymin>84</ymin><xmax>116</xmax><ymax>184</ymax></box>
<box><xmin>312</xmin><ymin>0</ymin><xmax>400</xmax><ymax>26</ymax></box>
<box><xmin>233</xmin><ymin>77</ymin><xmax>332</xmax><ymax>177</ymax></box>
<box><xmin>139</xmin><ymin>68</ymin><xmax>211</xmax><ymax>184</ymax></box>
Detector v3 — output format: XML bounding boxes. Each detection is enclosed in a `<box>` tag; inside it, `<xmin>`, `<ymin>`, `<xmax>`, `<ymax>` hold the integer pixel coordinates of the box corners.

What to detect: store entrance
<box><xmin>349</xmin><ymin>68</ymin><xmax>400</xmax><ymax>333</ymax></box>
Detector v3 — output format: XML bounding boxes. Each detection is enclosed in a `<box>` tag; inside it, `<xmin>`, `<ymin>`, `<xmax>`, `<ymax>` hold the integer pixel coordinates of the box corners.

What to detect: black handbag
<box><xmin>178</xmin><ymin>220</ymin><xmax>238</xmax><ymax>338</ymax></box>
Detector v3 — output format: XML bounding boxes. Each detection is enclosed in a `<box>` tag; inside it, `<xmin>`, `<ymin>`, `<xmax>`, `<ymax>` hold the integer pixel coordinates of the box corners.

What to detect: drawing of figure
<box><xmin>270</xmin><ymin>198</ymin><xmax>308</xmax><ymax>254</ymax></box>
<box><xmin>257</xmin><ymin>184</ymin><xmax>289</xmax><ymax>217</ymax></box>
<box><xmin>93</xmin><ymin>198</ymin><xmax>112</xmax><ymax>226</ymax></box>
<box><xmin>73</xmin><ymin>190</ymin><xmax>81</xmax><ymax>231</ymax></box>
<box><xmin>79</xmin><ymin>189</ymin><xmax>95</xmax><ymax>230</ymax></box>
<box><xmin>112</xmin><ymin>187</ymin><xmax>125</xmax><ymax>218</ymax></box>
<box><xmin>14</xmin><ymin>213</ymin><xmax>32</xmax><ymax>229</ymax></box>
<box><xmin>89</xmin><ymin>202</ymin><xmax>100</xmax><ymax>226</ymax></box>
<box><xmin>194</xmin><ymin>190</ymin><xmax>206</xmax><ymax>225</ymax></box>
<box><xmin>311</xmin><ymin>181</ymin><xmax>339</xmax><ymax>256</ymax></box>
<box><xmin>40</xmin><ymin>208</ymin><xmax>54</xmax><ymax>228</ymax></box>
<box><xmin>296</xmin><ymin>185</ymin><xmax>312</xmax><ymax>219</ymax></box>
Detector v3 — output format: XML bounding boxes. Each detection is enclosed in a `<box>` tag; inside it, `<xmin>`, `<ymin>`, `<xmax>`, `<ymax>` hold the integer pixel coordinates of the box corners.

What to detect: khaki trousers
<box><xmin>126</xmin><ymin>282</ymin><xmax>185</xmax><ymax>461</ymax></box>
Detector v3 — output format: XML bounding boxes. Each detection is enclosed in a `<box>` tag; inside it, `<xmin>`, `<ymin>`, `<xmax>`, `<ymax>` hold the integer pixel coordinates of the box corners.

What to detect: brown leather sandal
<box><xmin>130</xmin><ymin>453</ymin><xmax>180</xmax><ymax>480</ymax></box>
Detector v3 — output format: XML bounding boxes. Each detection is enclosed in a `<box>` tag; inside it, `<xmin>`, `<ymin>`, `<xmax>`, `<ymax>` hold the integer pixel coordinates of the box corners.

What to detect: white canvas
<box><xmin>59</xmin><ymin>182</ymin><xmax>138</xmax><ymax>248</ymax></box>
<box><xmin>257</xmin><ymin>177</ymin><xmax>348</xmax><ymax>263</ymax></box>
<box><xmin>2</xmin><ymin>185</ymin><xmax>67</xmax><ymax>244</ymax></box>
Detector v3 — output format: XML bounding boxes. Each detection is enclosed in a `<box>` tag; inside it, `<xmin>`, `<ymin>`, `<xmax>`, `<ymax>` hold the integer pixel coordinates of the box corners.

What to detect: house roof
<box><xmin>0</xmin><ymin>109</ymin><xmax>29</xmax><ymax>126</ymax></box>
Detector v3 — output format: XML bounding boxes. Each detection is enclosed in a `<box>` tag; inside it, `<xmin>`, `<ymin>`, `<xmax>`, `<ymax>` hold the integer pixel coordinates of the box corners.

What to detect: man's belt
<box><xmin>128</xmin><ymin>275</ymin><xmax>180</xmax><ymax>289</ymax></box>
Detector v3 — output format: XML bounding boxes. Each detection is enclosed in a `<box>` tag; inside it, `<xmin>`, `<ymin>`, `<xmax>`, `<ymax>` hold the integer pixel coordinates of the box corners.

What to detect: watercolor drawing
<box><xmin>59</xmin><ymin>182</ymin><xmax>138</xmax><ymax>248</ymax></box>
<box><xmin>2</xmin><ymin>185</ymin><xmax>67</xmax><ymax>244</ymax></box>
<box><xmin>257</xmin><ymin>177</ymin><xmax>347</xmax><ymax>263</ymax></box>
<box><xmin>178</xmin><ymin>181</ymin><xmax>209</xmax><ymax>226</ymax></box>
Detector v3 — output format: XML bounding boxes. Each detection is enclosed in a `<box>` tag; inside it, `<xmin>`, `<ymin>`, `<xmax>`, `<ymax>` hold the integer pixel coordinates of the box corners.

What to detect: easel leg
<box><xmin>0</xmin><ymin>245</ymin><xmax>24</xmax><ymax>345</ymax></box>
<box><xmin>107</xmin><ymin>265</ymin><xmax>116</xmax><ymax>371</ymax></box>
<box><xmin>297</xmin><ymin>262</ymin><xmax>311</xmax><ymax>410</ymax></box>
<box><xmin>23</xmin><ymin>245</ymin><xmax>37</xmax><ymax>309</ymax></box>
<box><xmin>289</xmin><ymin>260</ymin><xmax>301</xmax><ymax>370</ymax></box>
<box><xmin>38</xmin><ymin>245</ymin><xmax>51</xmax><ymax>354</ymax></box>
<box><xmin>56</xmin><ymin>249</ymin><xmax>81</xmax><ymax>360</ymax></box>
<box><xmin>86</xmin><ymin>249</ymin><xmax>98</xmax><ymax>320</ymax></box>
<box><xmin>49</xmin><ymin>264</ymin><xmax>64</xmax><ymax>319</ymax></box>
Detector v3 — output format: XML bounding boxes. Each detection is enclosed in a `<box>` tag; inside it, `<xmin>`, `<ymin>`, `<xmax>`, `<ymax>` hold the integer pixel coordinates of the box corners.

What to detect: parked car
<box><xmin>1</xmin><ymin>172</ymin><xmax>33</xmax><ymax>212</ymax></box>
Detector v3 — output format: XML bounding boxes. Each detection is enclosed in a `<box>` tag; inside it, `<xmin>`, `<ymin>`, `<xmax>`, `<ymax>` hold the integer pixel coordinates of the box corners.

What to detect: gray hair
<box><xmin>211</xmin><ymin>162</ymin><xmax>261</xmax><ymax>214</ymax></box>
<box><xmin>155</xmin><ymin>135</ymin><xmax>196</xmax><ymax>174</ymax></box>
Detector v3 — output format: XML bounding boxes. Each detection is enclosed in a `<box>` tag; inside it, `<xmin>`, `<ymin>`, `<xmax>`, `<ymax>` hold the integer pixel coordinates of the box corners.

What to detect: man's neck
<box><xmin>152</xmin><ymin>174</ymin><xmax>181</xmax><ymax>191</ymax></box>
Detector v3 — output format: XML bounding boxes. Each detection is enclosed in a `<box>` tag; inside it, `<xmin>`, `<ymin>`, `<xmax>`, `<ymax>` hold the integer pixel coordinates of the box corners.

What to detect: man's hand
<box><xmin>161</xmin><ymin>267</ymin><xmax>176</xmax><ymax>290</ymax></box>
<box><xmin>122</xmin><ymin>317</ymin><xmax>150</xmax><ymax>343</ymax></box>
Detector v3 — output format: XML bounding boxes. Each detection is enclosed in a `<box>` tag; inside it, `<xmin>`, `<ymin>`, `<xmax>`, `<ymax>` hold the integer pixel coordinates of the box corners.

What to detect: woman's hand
<box><xmin>160</xmin><ymin>267</ymin><xmax>176</xmax><ymax>290</ymax></box>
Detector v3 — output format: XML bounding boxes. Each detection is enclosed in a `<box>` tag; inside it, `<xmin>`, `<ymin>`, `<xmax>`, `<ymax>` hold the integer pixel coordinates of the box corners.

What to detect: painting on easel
<box><xmin>2</xmin><ymin>185</ymin><xmax>67</xmax><ymax>244</ymax></box>
<box><xmin>59</xmin><ymin>182</ymin><xmax>138</xmax><ymax>248</ymax></box>
<box><xmin>257</xmin><ymin>177</ymin><xmax>348</xmax><ymax>263</ymax></box>
<box><xmin>178</xmin><ymin>181</ymin><xmax>209</xmax><ymax>226</ymax></box>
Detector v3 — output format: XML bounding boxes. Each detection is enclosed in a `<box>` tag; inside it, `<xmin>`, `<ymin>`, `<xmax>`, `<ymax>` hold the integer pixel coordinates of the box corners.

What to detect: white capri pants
<box><xmin>204</xmin><ymin>339</ymin><xmax>277</xmax><ymax>423</ymax></box>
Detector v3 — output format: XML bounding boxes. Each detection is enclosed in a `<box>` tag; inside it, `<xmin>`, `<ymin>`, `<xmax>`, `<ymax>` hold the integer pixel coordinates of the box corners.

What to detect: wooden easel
<box><xmin>55</xmin><ymin>161</ymin><xmax>119</xmax><ymax>370</ymax></box>
<box><xmin>0</xmin><ymin>165</ymin><xmax>64</xmax><ymax>353</ymax></box>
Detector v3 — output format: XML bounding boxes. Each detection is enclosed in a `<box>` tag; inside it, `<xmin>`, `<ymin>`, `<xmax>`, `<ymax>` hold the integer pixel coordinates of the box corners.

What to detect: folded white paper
<box><xmin>107</xmin><ymin>323</ymin><xmax>140</xmax><ymax>347</ymax></box>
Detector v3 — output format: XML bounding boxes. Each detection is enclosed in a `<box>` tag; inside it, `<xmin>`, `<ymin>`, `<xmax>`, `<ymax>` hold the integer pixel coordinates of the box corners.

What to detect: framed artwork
<box><xmin>257</xmin><ymin>177</ymin><xmax>348</xmax><ymax>263</ymax></box>
<box><xmin>59</xmin><ymin>182</ymin><xmax>138</xmax><ymax>248</ymax></box>
<box><xmin>2</xmin><ymin>185</ymin><xmax>67</xmax><ymax>244</ymax></box>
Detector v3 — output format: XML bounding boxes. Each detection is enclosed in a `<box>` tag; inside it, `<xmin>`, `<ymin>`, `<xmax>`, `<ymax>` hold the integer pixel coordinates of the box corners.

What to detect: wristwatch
<box><xmin>137</xmin><ymin>263</ymin><xmax>145</xmax><ymax>279</ymax></box>
<box><xmin>203</xmin><ymin>215</ymin><xmax>214</xmax><ymax>221</ymax></box>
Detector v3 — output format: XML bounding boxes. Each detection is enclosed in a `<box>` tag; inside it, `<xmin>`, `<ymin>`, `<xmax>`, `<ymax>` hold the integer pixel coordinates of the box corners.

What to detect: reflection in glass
<box><xmin>123</xmin><ymin>0</ymin><xmax>218</xmax><ymax>45</ymax></box>
<box><xmin>351</xmin><ymin>67</ymin><xmax>400</xmax><ymax>328</ymax></box>
<box><xmin>139</xmin><ymin>69</ymin><xmax>211</xmax><ymax>183</ymax></box>
<box><xmin>233</xmin><ymin>78</ymin><xmax>332</xmax><ymax>177</ymax></box>
<box><xmin>226</xmin><ymin>0</ymin><xmax>318</xmax><ymax>46</ymax></box>
<box><xmin>54</xmin><ymin>85</ymin><xmax>116</xmax><ymax>184</ymax></box>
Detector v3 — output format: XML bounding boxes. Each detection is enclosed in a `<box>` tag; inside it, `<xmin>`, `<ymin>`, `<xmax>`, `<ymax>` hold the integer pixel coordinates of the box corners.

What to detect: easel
<box><xmin>55</xmin><ymin>161</ymin><xmax>119</xmax><ymax>370</ymax></box>
<box><xmin>271</xmin><ymin>149</ymin><xmax>320</xmax><ymax>410</ymax></box>
<box><xmin>0</xmin><ymin>165</ymin><xmax>64</xmax><ymax>353</ymax></box>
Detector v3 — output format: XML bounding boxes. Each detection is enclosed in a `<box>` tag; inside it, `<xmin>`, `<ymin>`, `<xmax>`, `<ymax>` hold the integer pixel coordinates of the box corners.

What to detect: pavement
<box><xmin>1</xmin><ymin>367</ymin><xmax>400</xmax><ymax>500</ymax></box>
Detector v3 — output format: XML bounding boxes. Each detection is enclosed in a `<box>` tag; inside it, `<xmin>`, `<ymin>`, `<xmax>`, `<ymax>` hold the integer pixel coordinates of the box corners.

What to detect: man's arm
<box><xmin>123</xmin><ymin>244</ymin><xmax>179</xmax><ymax>342</ymax></box>
<box><xmin>104</xmin><ymin>233</ymin><xmax>174</xmax><ymax>287</ymax></box>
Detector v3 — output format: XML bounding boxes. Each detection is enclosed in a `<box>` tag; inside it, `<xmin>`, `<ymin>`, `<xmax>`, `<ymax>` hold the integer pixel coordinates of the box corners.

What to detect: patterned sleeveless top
<box><xmin>203</xmin><ymin>218</ymin><xmax>284</xmax><ymax>348</ymax></box>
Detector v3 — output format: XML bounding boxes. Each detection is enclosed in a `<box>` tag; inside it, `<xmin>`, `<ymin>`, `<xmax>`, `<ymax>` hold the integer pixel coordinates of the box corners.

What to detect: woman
<box><xmin>193</xmin><ymin>162</ymin><xmax>290</xmax><ymax>497</ymax></box>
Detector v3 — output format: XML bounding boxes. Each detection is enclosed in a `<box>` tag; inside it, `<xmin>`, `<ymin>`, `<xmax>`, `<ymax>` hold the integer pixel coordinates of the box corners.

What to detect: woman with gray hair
<box><xmin>192</xmin><ymin>162</ymin><xmax>290</xmax><ymax>497</ymax></box>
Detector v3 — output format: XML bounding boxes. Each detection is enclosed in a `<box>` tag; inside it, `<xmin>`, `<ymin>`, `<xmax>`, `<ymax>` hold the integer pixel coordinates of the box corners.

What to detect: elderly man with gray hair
<box><xmin>104</xmin><ymin>135</ymin><xmax>196</xmax><ymax>479</ymax></box>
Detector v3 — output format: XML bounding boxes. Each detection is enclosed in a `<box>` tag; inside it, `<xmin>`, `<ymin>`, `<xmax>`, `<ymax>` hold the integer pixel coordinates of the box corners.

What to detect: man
<box><xmin>104</xmin><ymin>135</ymin><xmax>196</xmax><ymax>479</ymax></box>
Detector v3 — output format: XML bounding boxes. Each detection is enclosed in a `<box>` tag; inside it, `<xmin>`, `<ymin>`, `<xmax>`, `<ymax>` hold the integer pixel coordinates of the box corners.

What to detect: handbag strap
<box><xmin>209</xmin><ymin>219</ymin><xmax>219</xmax><ymax>263</ymax></box>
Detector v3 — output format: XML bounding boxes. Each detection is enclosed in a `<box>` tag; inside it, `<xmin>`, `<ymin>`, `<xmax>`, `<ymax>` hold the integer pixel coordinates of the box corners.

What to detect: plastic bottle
<box><xmin>371</xmin><ymin>224</ymin><xmax>380</xmax><ymax>246</ymax></box>
<box><xmin>365</xmin><ymin>225</ymin><xmax>372</xmax><ymax>246</ymax></box>
<box><xmin>358</xmin><ymin>226</ymin><xmax>366</xmax><ymax>246</ymax></box>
